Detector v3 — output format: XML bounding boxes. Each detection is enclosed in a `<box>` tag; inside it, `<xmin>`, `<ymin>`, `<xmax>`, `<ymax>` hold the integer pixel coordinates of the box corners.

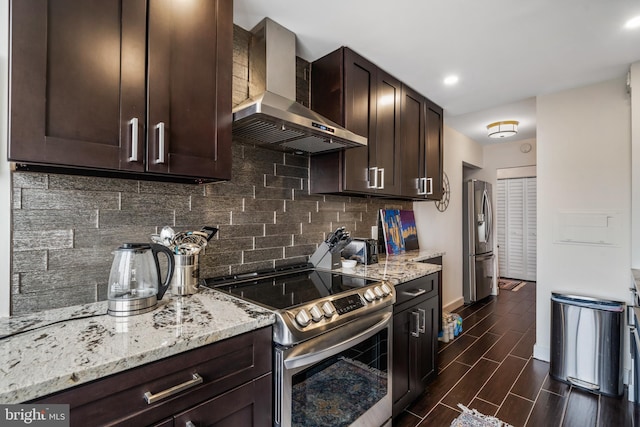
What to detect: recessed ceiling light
<box><xmin>444</xmin><ymin>75</ymin><xmax>459</xmax><ymax>86</ymax></box>
<box><xmin>625</xmin><ymin>15</ymin><xmax>640</xmax><ymax>29</ymax></box>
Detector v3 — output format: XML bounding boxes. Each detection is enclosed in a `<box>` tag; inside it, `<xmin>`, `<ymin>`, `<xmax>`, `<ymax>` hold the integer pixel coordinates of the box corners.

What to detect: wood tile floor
<box><xmin>393</xmin><ymin>282</ymin><xmax>640</xmax><ymax>426</ymax></box>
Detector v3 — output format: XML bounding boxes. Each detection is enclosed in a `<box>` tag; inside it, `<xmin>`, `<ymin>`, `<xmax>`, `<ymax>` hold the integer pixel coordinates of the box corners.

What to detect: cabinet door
<box><xmin>392</xmin><ymin>306</ymin><xmax>417</xmax><ymax>417</ymax></box>
<box><xmin>392</xmin><ymin>293</ymin><xmax>439</xmax><ymax>416</ymax></box>
<box><xmin>342</xmin><ymin>48</ymin><xmax>377</xmax><ymax>193</ymax></box>
<box><xmin>146</xmin><ymin>0</ymin><xmax>232</xmax><ymax>180</ymax></box>
<box><xmin>425</xmin><ymin>100</ymin><xmax>444</xmax><ymax>200</ymax></box>
<box><xmin>400</xmin><ymin>85</ymin><xmax>425</xmax><ymax>198</ymax></box>
<box><xmin>9</xmin><ymin>0</ymin><xmax>146</xmax><ymax>171</ymax></box>
<box><xmin>416</xmin><ymin>296</ymin><xmax>439</xmax><ymax>385</ymax></box>
<box><xmin>174</xmin><ymin>374</ymin><xmax>272</xmax><ymax>427</ymax></box>
<box><xmin>375</xmin><ymin>71</ymin><xmax>402</xmax><ymax>195</ymax></box>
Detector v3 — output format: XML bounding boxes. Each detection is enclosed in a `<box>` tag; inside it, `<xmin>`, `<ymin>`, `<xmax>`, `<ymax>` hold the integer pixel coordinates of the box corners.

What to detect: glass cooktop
<box><xmin>202</xmin><ymin>265</ymin><xmax>377</xmax><ymax>310</ymax></box>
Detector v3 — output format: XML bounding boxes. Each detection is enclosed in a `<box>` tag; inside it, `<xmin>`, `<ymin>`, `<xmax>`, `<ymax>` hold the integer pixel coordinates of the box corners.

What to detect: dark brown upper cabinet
<box><xmin>9</xmin><ymin>0</ymin><xmax>232</xmax><ymax>182</ymax></box>
<box><xmin>425</xmin><ymin>99</ymin><xmax>444</xmax><ymax>200</ymax></box>
<box><xmin>400</xmin><ymin>85</ymin><xmax>444</xmax><ymax>200</ymax></box>
<box><xmin>310</xmin><ymin>47</ymin><xmax>401</xmax><ymax>196</ymax></box>
<box><xmin>310</xmin><ymin>46</ymin><xmax>441</xmax><ymax>200</ymax></box>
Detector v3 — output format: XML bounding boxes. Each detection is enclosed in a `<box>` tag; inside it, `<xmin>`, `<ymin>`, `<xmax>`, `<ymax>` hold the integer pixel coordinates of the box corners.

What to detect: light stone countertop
<box><xmin>0</xmin><ymin>248</ymin><xmax>444</xmax><ymax>404</ymax></box>
<box><xmin>0</xmin><ymin>289</ymin><xmax>275</xmax><ymax>404</ymax></box>
<box><xmin>331</xmin><ymin>249</ymin><xmax>444</xmax><ymax>282</ymax></box>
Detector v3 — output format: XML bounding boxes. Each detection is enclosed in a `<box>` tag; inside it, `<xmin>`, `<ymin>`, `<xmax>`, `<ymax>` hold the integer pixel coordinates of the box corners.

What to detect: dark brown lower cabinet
<box><xmin>32</xmin><ymin>327</ymin><xmax>272</xmax><ymax>427</ymax></box>
<box><xmin>392</xmin><ymin>274</ymin><xmax>439</xmax><ymax>417</ymax></box>
<box><xmin>423</xmin><ymin>256</ymin><xmax>443</xmax><ymax>333</ymax></box>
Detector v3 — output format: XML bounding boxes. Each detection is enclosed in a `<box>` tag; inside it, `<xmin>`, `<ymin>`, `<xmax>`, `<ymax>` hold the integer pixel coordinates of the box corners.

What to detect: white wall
<box><xmin>535</xmin><ymin>76</ymin><xmax>632</xmax><ymax>362</ymax></box>
<box><xmin>466</xmin><ymin>138</ymin><xmax>536</xmax><ymax>185</ymax></box>
<box><xmin>1</xmin><ymin>0</ymin><xmax>10</xmax><ymax>317</ymax></box>
<box><xmin>413</xmin><ymin>125</ymin><xmax>483</xmax><ymax>311</ymax></box>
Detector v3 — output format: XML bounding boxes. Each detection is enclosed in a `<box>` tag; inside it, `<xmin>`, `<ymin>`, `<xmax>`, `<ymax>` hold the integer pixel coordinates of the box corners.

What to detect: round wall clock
<box><xmin>520</xmin><ymin>142</ymin><xmax>532</xmax><ymax>153</ymax></box>
<box><xmin>435</xmin><ymin>171</ymin><xmax>450</xmax><ymax>212</ymax></box>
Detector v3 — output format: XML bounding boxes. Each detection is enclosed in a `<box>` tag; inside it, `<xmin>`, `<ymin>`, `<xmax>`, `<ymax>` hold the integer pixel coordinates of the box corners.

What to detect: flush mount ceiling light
<box><xmin>486</xmin><ymin>120</ymin><xmax>519</xmax><ymax>139</ymax></box>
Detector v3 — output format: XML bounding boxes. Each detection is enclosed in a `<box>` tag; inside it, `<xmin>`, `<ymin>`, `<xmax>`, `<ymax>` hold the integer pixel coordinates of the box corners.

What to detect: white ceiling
<box><xmin>233</xmin><ymin>0</ymin><xmax>640</xmax><ymax>144</ymax></box>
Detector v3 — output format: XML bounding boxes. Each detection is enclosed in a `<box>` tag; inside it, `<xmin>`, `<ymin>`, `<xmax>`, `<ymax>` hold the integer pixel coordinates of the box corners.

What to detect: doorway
<box><xmin>497</xmin><ymin>176</ymin><xmax>537</xmax><ymax>282</ymax></box>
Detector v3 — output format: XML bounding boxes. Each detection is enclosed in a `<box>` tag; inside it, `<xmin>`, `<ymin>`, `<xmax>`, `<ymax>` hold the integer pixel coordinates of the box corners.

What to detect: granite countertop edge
<box><xmin>0</xmin><ymin>289</ymin><xmax>275</xmax><ymax>404</ymax></box>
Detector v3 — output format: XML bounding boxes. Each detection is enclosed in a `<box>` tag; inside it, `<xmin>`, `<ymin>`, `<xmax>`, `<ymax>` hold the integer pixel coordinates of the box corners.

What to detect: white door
<box><xmin>497</xmin><ymin>177</ymin><xmax>537</xmax><ymax>281</ymax></box>
<box><xmin>525</xmin><ymin>178</ymin><xmax>537</xmax><ymax>281</ymax></box>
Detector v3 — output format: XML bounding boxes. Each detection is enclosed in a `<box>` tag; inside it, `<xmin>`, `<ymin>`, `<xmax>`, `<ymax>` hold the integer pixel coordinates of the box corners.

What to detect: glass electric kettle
<box><xmin>107</xmin><ymin>243</ymin><xmax>175</xmax><ymax>316</ymax></box>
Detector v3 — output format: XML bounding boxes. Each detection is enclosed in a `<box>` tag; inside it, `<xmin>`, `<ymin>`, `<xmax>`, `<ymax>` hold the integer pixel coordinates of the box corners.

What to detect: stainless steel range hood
<box><xmin>232</xmin><ymin>18</ymin><xmax>367</xmax><ymax>154</ymax></box>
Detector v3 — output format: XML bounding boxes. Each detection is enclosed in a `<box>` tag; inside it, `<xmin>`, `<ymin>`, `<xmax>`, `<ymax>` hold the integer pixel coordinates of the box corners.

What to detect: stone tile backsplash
<box><xmin>11</xmin><ymin>148</ymin><xmax>410</xmax><ymax>314</ymax></box>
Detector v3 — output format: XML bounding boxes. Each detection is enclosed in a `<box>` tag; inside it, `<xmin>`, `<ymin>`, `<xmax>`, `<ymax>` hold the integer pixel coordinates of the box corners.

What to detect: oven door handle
<box><xmin>283</xmin><ymin>310</ymin><xmax>392</xmax><ymax>370</ymax></box>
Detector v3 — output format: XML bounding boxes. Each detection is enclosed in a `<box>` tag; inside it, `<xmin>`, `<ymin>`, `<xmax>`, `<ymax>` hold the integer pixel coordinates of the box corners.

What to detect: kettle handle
<box><xmin>151</xmin><ymin>243</ymin><xmax>175</xmax><ymax>300</ymax></box>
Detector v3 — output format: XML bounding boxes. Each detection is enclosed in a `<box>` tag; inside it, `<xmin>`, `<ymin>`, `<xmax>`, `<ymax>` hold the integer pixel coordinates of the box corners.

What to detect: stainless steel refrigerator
<box><xmin>463</xmin><ymin>180</ymin><xmax>495</xmax><ymax>304</ymax></box>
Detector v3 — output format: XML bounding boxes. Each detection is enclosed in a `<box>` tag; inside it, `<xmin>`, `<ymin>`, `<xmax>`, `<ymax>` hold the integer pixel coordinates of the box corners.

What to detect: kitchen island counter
<box><xmin>0</xmin><ymin>289</ymin><xmax>275</xmax><ymax>404</ymax></box>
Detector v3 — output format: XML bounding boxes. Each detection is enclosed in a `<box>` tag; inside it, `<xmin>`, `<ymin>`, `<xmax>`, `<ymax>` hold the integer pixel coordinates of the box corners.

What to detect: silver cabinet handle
<box><xmin>143</xmin><ymin>373</ymin><xmax>203</xmax><ymax>404</ymax></box>
<box><xmin>128</xmin><ymin>118</ymin><xmax>139</xmax><ymax>162</ymax></box>
<box><xmin>378</xmin><ymin>168</ymin><xmax>385</xmax><ymax>189</ymax></box>
<box><xmin>404</xmin><ymin>288</ymin><xmax>426</xmax><ymax>297</ymax></box>
<box><xmin>411</xmin><ymin>311</ymin><xmax>420</xmax><ymax>337</ymax></box>
<box><xmin>418</xmin><ymin>308</ymin><xmax>426</xmax><ymax>334</ymax></box>
<box><xmin>367</xmin><ymin>167</ymin><xmax>379</xmax><ymax>189</ymax></box>
<box><xmin>426</xmin><ymin>177</ymin><xmax>433</xmax><ymax>195</ymax></box>
<box><xmin>155</xmin><ymin>122</ymin><xmax>166</xmax><ymax>164</ymax></box>
<box><xmin>417</xmin><ymin>177</ymin><xmax>427</xmax><ymax>195</ymax></box>
<box><xmin>185</xmin><ymin>422</ymin><xmax>196</xmax><ymax>427</ymax></box>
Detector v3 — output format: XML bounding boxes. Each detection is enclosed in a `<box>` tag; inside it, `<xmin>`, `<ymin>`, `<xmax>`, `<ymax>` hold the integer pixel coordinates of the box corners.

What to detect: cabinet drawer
<box><xmin>174</xmin><ymin>373</ymin><xmax>272</xmax><ymax>427</ymax></box>
<box><xmin>33</xmin><ymin>327</ymin><xmax>272</xmax><ymax>427</ymax></box>
<box><xmin>394</xmin><ymin>273</ymin><xmax>438</xmax><ymax>310</ymax></box>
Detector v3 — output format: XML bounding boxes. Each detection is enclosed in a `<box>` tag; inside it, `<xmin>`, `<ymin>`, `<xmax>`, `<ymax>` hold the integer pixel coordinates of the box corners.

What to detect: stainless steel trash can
<box><xmin>550</xmin><ymin>292</ymin><xmax>625</xmax><ymax>396</ymax></box>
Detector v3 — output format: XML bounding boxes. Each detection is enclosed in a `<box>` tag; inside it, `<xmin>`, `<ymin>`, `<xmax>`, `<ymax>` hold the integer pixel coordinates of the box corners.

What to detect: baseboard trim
<box><xmin>533</xmin><ymin>344</ymin><xmax>550</xmax><ymax>362</ymax></box>
<box><xmin>443</xmin><ymin>297</ymin><xmax>465</xmax><ymax>313</ymax></box>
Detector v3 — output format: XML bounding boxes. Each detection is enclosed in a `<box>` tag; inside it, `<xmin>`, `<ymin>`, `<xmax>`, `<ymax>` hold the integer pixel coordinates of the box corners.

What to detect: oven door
<box><xmin>275</xmin><ymin>308</ymin><xmax>392</xmax><ymax>427</ymax></box>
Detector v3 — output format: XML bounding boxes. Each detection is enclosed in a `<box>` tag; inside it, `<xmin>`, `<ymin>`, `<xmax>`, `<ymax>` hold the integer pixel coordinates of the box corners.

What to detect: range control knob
<box><xmin>309</xmin><ymin>305</ymin><xmax>324</xmax><ymax>322</ymax></box>
<box><xmin>363</xmin><ymin>289</ymin><xmax>376</xmax><ymax>302</ymax></box>
<box><xmin>321</xmin><ymin>301</ymin><xmax>336</xmax><ymax>318</ymax></box>
<box><xmin>295</xmin><ymin>309</ymin><xmax>311</xmax><ymax>327</ymax></box>
<box><xmin>373</xmin><ymin>286</ymin><xmax>384</xmax><ymax>299</ymax></box>
<box><xmin>381</xmin><ymin>283</ymin><xmax>392</xmax><ymax>296</ymax></box>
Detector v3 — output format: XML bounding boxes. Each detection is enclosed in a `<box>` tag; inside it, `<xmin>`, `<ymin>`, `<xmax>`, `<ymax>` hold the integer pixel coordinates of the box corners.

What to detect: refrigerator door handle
<box><xmin>481</xmin><ymin>189</ymin><xmax>492</xmax><ymax>244</ymax></box>
<box><xmin>485</xmin><ymin>189</ymin><xmax>493</xmax><ymax>244</ymax></box>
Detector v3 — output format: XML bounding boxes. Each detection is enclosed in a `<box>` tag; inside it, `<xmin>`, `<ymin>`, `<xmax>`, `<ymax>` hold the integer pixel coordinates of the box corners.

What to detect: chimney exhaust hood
<box><xmin>232</xmin><ymin>18</ymin><xmax>367</xmax><ymax>154</ymax></box>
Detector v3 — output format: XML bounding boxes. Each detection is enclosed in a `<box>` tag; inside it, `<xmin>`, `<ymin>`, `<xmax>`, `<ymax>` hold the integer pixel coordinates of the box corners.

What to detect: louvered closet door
<box><xmin>525</xmin><ymin>178</ymin><xmax>537</xmax><ymax>281</ymax></box>
<box><xmin>497</xmin><ymin>180</ymin><xmax>507</xmax><ymax>277</ymax></box>
<box><xmin>506</xmin><ymin>179</ymin><xmax>525</xmax><ymax>279</ymax></box>
<box><xmin>497</xmin><ymin>177</ymin><xmax>537</xmax><ymax>281</ymax></box>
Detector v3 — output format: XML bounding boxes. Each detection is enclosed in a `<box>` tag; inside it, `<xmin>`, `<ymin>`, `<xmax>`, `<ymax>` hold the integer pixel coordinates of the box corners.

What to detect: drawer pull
<box><xmin>404</xmin><ymin>288</ymin><xmax>426</xmax><ymax>297</ymax></box>
<box><xmin>144</xmin><ymin>373</ymin><xmax>203</xmax><ymax>404</ymax></box>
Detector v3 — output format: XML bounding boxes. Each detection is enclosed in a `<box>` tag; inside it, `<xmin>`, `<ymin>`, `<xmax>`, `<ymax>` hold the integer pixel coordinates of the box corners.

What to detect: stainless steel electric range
<box><xmin>202</xmin><ymin>264</ymin><xmax>395</xmax><ymax>427</ymax></box>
